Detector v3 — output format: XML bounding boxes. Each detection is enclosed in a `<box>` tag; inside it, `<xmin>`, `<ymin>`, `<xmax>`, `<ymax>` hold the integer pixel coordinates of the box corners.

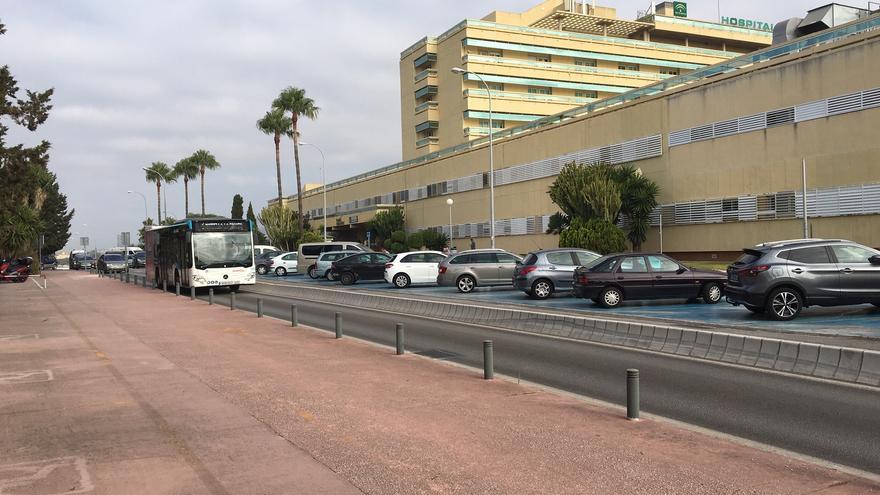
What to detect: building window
<box><xmin>575</xmin><ymin>90</ymin><xmax>598</xmax><ymax>98</ymax></box>
<box><xmin>478</xmin><ymin>48</ymin><xmax>503</xmax><ymax>57</ymax></box>
<box><xmin>574</xmin><ymin>58</ymin><xmax>597</xmax><ymax>67</ymax></box>
<box><xmin>486</xmin><ymin>82</ymin><xmax>504</xmax><ymax>91</ymax></box>
<box><xmin>528</xmin><ymin>87</ymin><xmax>553</xmax><ymax>95</ymax></box>
<box><xmin>479</xmin><ymin>119</ymin><xmax>505</xmax><ymax>129</ymax></box>
<box><xmin>660</xmin><ymin>68</ymin><xmax>680</xmax><ymax>75</ymax></box>
<box><xmin>530</xmin><ymin>54</ymin><xmax>551</xmax><ymax>63</ymax></box>
<box><xmin>618</xmin><ymin>63</ymin><xmax>640</xmax><ymax>71</ymax></box>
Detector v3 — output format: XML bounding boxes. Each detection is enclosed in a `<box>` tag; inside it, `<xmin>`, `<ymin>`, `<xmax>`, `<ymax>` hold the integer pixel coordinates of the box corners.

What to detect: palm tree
<box><xmin>190</xmin><ymin>149</ymin><xmax>220</xmax><ymax>215</ymax></box>
<box><xmin>173</xmin><ymin>157</ymin><xmax>199</xmax><ymax>217</ymax></box>
<box><xmin>144</xmin><ymin>161</ymin><xmax>174</xmax><ymax>222</ymax></box>
<box><xmin>256</xmin><ymin>108</ymin><xmax>292</xmax><ymax>205</ymax></box>
<box><xmin>272</xmin><ymin>86</ymin><xmax>319</xmax><ymax>232</ymax></box>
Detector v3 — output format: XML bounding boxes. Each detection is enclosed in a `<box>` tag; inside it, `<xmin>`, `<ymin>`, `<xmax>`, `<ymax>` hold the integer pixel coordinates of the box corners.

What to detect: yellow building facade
<box><xmin>400</xmin><ymin>0</ymin><xmax>771</xmax><ymax>159</ymax></box>
<box><xmin>279</xmin><ymin>8</ymin><xmax>880</xmax><ymax>260</ymax></box>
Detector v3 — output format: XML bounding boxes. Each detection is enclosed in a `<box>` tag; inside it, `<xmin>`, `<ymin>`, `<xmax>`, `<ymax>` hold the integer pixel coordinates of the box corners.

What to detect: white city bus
<box><xmin>145</xmin><ymin>218</ymin><xmax>256</xmax><ymax>290</ymax></box>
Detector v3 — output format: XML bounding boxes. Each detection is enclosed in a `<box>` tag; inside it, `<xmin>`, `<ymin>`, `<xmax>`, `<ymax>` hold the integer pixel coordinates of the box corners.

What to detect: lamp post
<box><xmin>300</xmin><ymin>141</ymin><xmax>328</xmax><ymax>241</ymax></box>
<box><xmin>451</xmin><ymin>67</ymin><xmax>495</xmax><ymax>248</ymax></box>
<box><xmin>127</xmin><ymin>190</ymin><xmax>148</xmax><ymax>220</ymax></box>
<box><xmin>446</xmin><ymin>198</ymin><xmax>454</xmax><ymax>243</ymax></box>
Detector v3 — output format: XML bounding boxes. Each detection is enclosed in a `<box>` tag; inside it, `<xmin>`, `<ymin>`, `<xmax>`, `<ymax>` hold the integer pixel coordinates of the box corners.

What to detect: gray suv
<box><xmin>513</xmin><ymin>248</ymin><xmax>600</xmax><ymax>299</ymax></box>
<box><xmin>726</xmin><ymin>239</ymin><xmax>880</xmax><ymax>321</ymax></box>
<box><xmin>437</xmin><ymin>249</ymin><xmax>522</xmax><ymax>293</ymax></box>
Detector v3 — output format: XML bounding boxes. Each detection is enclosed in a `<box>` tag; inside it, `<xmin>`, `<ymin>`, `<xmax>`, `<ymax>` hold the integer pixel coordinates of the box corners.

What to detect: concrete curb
<box><xmin>256</xmin><ymin>283</ymin><xmax>880</xmax><ymax>388</ymax></box>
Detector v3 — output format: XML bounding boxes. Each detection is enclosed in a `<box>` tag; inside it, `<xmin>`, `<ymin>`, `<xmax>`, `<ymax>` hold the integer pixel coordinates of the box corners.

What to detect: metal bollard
<box><xmin>125</xmin><ymin>273</ymin><xmax>130</xmax><ymax>284</ymax></box>
<box><xmin>291</xmin><ymin>305</ymin><xmax>298</xmax><ymax>327</ymax></box>
<box><xmin>230</xmin><ymin>291</ymin><xmax>236</xmax><ymax>311</ymax></box>
<box><xmin>142</xmin><ymin>275</ymin><xmax>146</xmax><ymax>288</ymax></box>
<box><xmin>208</xmin><ymin>288</ymin><xmax>214</xmax><ymax>305</ymax></box>
<box><xmin>335</xmin><ymin>312</ymin><xmax>342</xmax><ymax>339</ymax></box>
<box><xmin>163</xmin><ymin>280</ymin><xmax>167</xmax><ymax>292</ymax></box>
<box><xmin>257</xmin><ymin>298</ymin><xmax>263</xmax><ymax>318</ymax></box>
<box><xmin>395</xmin><ymin>323</ymin><xmax>405</xmax><ymax>355</ymax></box>
<box><xmin>483</xmin><ymin>340</ymin><xmax>494</xmax><ymax>380</ymax></box>
<box><xmin>627</xmin><ymin>369</ymin><xmax>640</xmax><ymax>421</ymax></box>
<box><xmin>175</xmin><ymin>282</ymin><xmax>180</xmax><ymax>297</ymax></box>
<box><xmin>190</xmin><ymin>286</ymin><xmax>195</xmax><ymax>300</ymax></box>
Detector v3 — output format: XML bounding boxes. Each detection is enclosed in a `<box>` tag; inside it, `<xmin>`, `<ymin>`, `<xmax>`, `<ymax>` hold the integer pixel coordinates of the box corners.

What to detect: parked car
<box><xmin>573</xmin><ymin>253</ymin><xmax>726</xmax><ymax>308</ymax></box>
<box><xmin>436</xmin><ymin>249</ymin><xmax>523</xmax><ymax>293</ymax></box>
<box><xmin>513</xmin><ymin>248</ymin><xmax>600</xmax><ymax>299</ymax></box>
<box><xmin>725</xmin><ymin>239</ymin><xmax>880</xmax><ymax>321</ymax></box>
<box><xmin>329</xmin><ymin>252</ymin><xmax>394</xmax><ymax>285</ymax></box>
<box><xmin>40</xmin><ymin>254</ymin><xmax>58</xmax><ymax>270</ymax></box>
<box><xmin>255</xmin><ymin>250</ymin><xmax>283</xmax><ymax>275</ymax></box>
<box><xmin>267</xmin><ymin>251</ymin><xmax>298</xmax><ymax>276</ymax></box>
<box><xmin>314</xmin><ymin>251</ymin><xmax>355</xmax><ymax>280</ymax></box>
<box><xmin>384</xmin><ymin>250</ymin><xmax>448</xmax><ymax>288</ymax></box>
<box><xmin>97</xmin><ymin>253</ymin><xmax>126</xmax><ymax>273</ymax></box>
<box><xmin>299</xmin><ymin>242</ymin><xmax>370</xmax><ymax>277</ymax></box>
<box><xmin>72</xmin><ymin>254</ymin><xmax>95</xmax><ymax>270</ymax></box>
<box><xmin>254</xmin><ymin>245</ymin><xmax>281</xmax><ymax>257</ymax></box>
<box><xmin>129</xmin><ymin>251</ymin><xmax>146</xmax><ymax>268</ymax></box>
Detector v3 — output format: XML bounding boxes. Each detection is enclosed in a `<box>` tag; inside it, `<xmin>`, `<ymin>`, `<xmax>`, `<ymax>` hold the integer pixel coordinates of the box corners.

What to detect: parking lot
<box><xmin>258</xmin><ymin>273</ymin><xmax>880</xmax><ymax>339</ymax></box>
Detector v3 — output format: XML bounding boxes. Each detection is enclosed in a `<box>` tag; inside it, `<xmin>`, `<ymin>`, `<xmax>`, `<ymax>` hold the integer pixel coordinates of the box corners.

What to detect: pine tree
<box><xmin>39</xmin><ymin>174</ymin><xmax>74</xmax><ymax>253</ymax></box>
<box><xmin>231</xmin><ymin>194</ymin><xmax>244</xmax><ymax>219</ymax></box>
<box><xmin>246</xmin><ymin>202</ymin><xmax>268</xmax><ymax>244</ymax></box>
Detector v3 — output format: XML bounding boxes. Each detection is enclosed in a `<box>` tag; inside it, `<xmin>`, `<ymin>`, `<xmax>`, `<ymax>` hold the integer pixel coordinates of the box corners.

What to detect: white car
<box><xmin>267</xmin><ymin>251</ymin><xmax>298</xmax><ymax>276</ymax></box>
<box><xmin>383</xmin><ymin>250</ymin><xmax>448</xmax><ymax>288</ymax></box>
<box><xmin>314</xmin><ymin>251</ymin><xmax>353</xmax><ymax>280</ymax></box>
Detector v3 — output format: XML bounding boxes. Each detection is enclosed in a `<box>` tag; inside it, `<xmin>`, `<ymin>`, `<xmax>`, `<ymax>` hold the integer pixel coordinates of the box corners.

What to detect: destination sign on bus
<box><xmin>191</xmin><ymin>220</ymin><xmax>250</xmax><ymax>233</ymax></box>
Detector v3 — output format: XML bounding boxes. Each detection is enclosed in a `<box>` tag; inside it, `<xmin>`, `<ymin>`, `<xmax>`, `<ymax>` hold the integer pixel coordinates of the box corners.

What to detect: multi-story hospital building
<box><xmin>277</xmin><ymin>1</ymin><xmax>880</xmax><ymax>259</ymax></box>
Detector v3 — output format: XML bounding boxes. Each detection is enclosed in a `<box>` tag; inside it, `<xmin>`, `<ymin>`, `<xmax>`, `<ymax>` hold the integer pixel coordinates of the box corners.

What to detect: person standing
<box><xmin>469</xmin><ymin>237</ymin><xmax>476</xmax><ymax>250</ymax></box>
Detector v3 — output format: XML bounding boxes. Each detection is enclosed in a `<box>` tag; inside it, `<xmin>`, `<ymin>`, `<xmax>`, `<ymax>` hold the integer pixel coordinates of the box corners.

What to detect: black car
<box><xmin>40</xmin><ymin>254</ymin><xmax>57</xmax><ymax>270</ymax></box>
<box><xmin>330</xmin><ymin>252</ymin><xmax>394</xmax><ymax>285</ymax></box>
<box><xmin>256</xmin><ymin>250</ymin><xmax>283</xmax><ymax>275</ymax></box>
<box><xmin>573</xmin><ymin>253</ymin><xmax>726</xmax><ymax>308</ymax></box>
<box><xmin>725</xmin><ymin>239</ymin><xmax>880</xmax><ymax>321</ymax></box>
<box><xmin>72</xmin><ymin>254</ymin><xmax>95</xmax><ymax>270</ymax></box>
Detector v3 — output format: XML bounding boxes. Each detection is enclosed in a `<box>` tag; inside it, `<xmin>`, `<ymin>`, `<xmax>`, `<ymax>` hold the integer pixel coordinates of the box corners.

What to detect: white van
<box><xmin>297</xmin><ymin>242</ymin><xmax>370</xmax><ymax>277</ymax></box>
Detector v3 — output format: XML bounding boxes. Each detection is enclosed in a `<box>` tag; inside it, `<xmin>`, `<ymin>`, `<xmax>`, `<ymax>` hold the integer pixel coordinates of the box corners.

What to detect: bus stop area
<box><xmin>1</xmin><ymin>271</ymin><xmax>876</xmax><ymax>494</ymax></box>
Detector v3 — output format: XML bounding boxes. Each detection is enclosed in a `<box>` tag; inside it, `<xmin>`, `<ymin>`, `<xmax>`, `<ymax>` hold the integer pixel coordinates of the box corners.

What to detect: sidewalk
<box><xmin>1</xmin><ymin>271</ymin><xmax>877</xmax><ymax>494</ymax></box>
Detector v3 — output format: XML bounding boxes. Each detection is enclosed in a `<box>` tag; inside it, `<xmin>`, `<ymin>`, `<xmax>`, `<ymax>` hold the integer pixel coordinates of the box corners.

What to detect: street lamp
<box><xmin>127</xmin><ymin>190</ymin><xmax>148</xmax><ymax>220</ymax></box>
<box><xmin>142</xmin><ymin>166</ymin><xmax>170</xmax><ymax>223</ymax></box>
<box><xmin>451</xmin><ymin>66</ymin><xmax>495</xmax><ymax>248</ymax></box>
<box><xmin>299</xmin><ymin>141</ymin><xmax>328</xmax><ymax>241</ymax></box>
<box><xmin>446</xmin><ymin>198</ymin><xmax>454</xmax><ymax>243</ymax></box>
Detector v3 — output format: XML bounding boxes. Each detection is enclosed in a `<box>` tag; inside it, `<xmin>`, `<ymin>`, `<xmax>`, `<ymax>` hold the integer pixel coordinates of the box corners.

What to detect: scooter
<box><xmin>0</xmin><ymin>257</ymin><xmax>32</xmax><ymax>283</ymax></box>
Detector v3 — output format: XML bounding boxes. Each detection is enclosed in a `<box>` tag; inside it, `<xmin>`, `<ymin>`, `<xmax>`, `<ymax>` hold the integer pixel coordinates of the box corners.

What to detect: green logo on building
<box><xmin>673</xmin><ymin>1</ymin><xmax>687</xmax><ymax>18</ymax></box>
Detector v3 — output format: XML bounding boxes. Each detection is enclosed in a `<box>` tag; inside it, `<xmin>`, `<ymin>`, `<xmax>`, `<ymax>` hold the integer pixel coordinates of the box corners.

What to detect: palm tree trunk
<box><xmin>155</xmin><ymin>181</ymin><xmax>161</xmax><ymax>222</ymax></box>
<box><xmin>274</xmin><ymin>133</ymin><xmax>283</xmax><ymax>204</ymax></box>
<box><xmin>292</xmin><ymin>115</ymin><xmax>304</xmax><ymax>232</ymax></box>
<box><xmin>200</xmin><ymin>167</ymin><xmax>206</xmax><ymax>215</ymax></box>
<box><xmin>184</xmin><ymin>177</ymin><xmax>189</xmax><ymax>217</ymax></box>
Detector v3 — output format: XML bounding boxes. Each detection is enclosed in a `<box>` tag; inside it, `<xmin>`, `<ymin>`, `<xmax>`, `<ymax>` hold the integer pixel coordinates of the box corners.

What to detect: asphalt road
<box><xmin>189</xmin><ymin>286</ymin><xmax>880</xmax><ymax>475</ymax></box>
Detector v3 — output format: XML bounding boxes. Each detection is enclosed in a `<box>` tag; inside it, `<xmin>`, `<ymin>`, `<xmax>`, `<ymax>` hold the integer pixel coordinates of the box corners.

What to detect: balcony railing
<box><xmin>415</xmin><ymin>100</ymin><xmax>439</xmax><ymax>113</ymax></box>
<box><xmin>294</xmin><ymin>13</ymin><xmax>880</xmax><ymax>197</ymax></box>
<box><xmin>416</xmin><ymin>136</ymin><xmax>439</xmax><ymax>148</ymax></box>
<box><xmin>464</xmin><ymin>88</ymin><xmax>596</xmax><ymax>105</ymax></box>
<box><xmin>463</xmin><ymin>55</ymin><xmax>675</xmax><ymax>81</ymax></box>
<box><xmin>414</xmin><ymin>69</ymin><xmax>438</xmax><ymax>82</ymax></box>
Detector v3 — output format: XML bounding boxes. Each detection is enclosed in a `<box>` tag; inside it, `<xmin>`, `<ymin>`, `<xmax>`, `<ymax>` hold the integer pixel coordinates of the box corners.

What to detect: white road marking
<box><xmin>0</xmin><ymin>456</ymin><xmax>93</xmax><ymax>494</ymax></box>
<box><xmin>0</xmin><ymin>334</ymin><xmax>39</xmax><ymax>342</ymax></box>
<box><xmin>0</xmin><ymin>370</ymin><xmax>54</xmax><ymax>384</ymax></box>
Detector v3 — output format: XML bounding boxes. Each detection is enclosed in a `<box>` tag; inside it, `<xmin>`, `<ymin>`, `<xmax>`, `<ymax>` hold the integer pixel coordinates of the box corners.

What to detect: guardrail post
<box><xmin>335</xmin><ymin>312</ymin><xmax>342</xmax><ymax>339</ymax></box>
<box><xmin>483</xmin><ymin>340</ymin><xmax>494</xmax><ymax>380</ymax></box>
<box><xmin>175</xmin><ymin>282</ymin><xmax>180</xmax><ymax>297</ymax></box>
<box><xmin>396</xmin><ymin>323</ymin><xmax>405</xmax><ymax>355</ymax></box>
<box><xmin>230</xmin><ymin>291</ymin><xmax>236</xmax><ymax>311</ymax></box>
<box><xmin>291</xmin><ymin>305</ymin><xmax>298</xmax><ymax>327</ymax></box>
<box><xmin>627</xmin><ymin>369</ymin><xmax>640</xmax><ymax>421</ymax></box>
<box><xmin>257</xmin><ymin>298</ymin><xmax>263</xmax><ymax>318</ymax></box>
<box><xmin>190</xmin><ymin>286</ymin><xmax>195</xmax><ymax>300</ymax></box>
<box><xmin>208</xmin><ymin>288</ymin><xmax>214</xmax><ymax>305</ymax></box>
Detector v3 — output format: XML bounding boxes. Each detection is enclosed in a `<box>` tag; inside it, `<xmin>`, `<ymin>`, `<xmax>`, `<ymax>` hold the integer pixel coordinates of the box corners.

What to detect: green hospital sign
<box><xmin>673</xmin><ymin>1</ymin><xmax>687</xmax><ymax>18</ymax></box>
<box><xmin>721</xmin><ymin>16</ymin><xmax>773</xmax><ymax>32</ymax></box>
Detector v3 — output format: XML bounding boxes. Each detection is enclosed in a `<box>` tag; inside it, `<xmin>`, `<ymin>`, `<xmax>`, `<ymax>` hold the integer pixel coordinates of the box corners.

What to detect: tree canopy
<box><xmin>231</xmin><ymin>194</ymin><xmax>244</xmax><ymax>219</ymax></box>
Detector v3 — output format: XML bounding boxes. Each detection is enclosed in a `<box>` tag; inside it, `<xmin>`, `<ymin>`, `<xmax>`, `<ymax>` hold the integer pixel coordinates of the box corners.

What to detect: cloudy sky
<box><xmin>1</xmin><ymin>0</ymin><xmax>821</xmax><ymax>250</ymax></box>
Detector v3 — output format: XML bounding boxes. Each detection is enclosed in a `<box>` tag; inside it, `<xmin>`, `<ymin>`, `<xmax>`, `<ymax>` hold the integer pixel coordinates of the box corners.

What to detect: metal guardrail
<box><xmin>293</xmin><ymin>13</ymin><xmax>880</xmax><ymax>201</ymax></box>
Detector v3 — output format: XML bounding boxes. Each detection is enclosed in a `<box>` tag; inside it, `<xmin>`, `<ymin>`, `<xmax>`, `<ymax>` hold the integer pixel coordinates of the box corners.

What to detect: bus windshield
<box><xmin>192</xmin><ymin>232</ymin><xmax>253</xmax><ymax>269</ymax></box>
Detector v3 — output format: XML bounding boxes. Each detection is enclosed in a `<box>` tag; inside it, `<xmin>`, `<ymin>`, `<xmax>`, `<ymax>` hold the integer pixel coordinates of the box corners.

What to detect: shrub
<box><xmin>558</xmin><ymin>218</ymin><xmax>627</xmax><ymax>255</ymax></box>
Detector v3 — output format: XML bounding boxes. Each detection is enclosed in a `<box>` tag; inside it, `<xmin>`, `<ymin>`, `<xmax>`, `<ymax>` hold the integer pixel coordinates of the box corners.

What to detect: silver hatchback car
<box><xmin>437</xmin><ymin>249</ymin><xmax>522</xmax><ymax>293</ymax></box>
<box><xmin>513</xmin><ymin>248</ymin><xmax>601</xmax><ymax>299</ymax></box>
